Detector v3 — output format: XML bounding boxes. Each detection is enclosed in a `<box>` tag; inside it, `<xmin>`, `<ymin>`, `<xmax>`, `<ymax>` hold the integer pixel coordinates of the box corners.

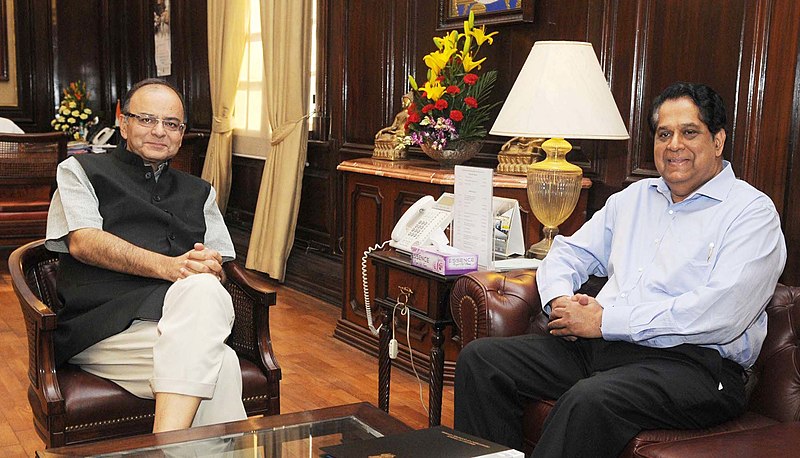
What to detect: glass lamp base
<box><xmin>526</xmin><ymin>226</ymin><xmax>559</xmax><ymax>259</ymax></box>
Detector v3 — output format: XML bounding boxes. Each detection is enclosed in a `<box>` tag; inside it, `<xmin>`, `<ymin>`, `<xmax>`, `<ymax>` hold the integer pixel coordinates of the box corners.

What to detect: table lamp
<box><xmin>491</xmin><ymin>41</ymin><xmax>629</xmax><ymax>259</ymax></box>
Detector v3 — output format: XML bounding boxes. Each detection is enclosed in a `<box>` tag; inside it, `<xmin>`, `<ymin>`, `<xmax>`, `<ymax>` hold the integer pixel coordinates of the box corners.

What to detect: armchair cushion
<box><xmin>450</xmin><ymin>269</ymin><xmax>799</xmax><ymax>457</ymax></box>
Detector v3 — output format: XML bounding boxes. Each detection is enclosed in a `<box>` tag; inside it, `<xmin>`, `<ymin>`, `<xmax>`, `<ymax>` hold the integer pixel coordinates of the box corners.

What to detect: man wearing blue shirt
<box><xmin>453</xmin><ymin>82</ymin><xmax>787</xmax><ymax>457</ymax></box>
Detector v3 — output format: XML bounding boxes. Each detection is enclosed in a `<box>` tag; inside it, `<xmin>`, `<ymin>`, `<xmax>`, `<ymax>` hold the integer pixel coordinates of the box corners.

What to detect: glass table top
<box><xmin>90</xmin><ymin>416</ymin><xmax>383</xmax><ymax>457</ymax></box>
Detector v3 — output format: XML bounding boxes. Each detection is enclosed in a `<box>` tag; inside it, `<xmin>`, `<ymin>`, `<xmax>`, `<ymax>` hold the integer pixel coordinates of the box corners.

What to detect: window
<box><xmin>233</xmin><ymin>0</ymin><xmax>269</xmax><ymax>158</ymax></box>
<box><xmin>232</xmin><ymin>0</ymin><xmax>320</xmax><ymax>158</ymax></box>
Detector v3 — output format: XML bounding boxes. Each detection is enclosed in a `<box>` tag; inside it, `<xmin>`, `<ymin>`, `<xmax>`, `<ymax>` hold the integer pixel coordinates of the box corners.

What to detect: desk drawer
<box><xmin>384</xmin><ymin>268</ymin><xmax>432</xmax><ymax>315</ymax></box>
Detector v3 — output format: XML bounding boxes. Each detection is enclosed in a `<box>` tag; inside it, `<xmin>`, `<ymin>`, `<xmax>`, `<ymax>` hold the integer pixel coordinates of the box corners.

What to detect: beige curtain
<box><xmin>245</xmin><ymin>0</ymin><xmax>313</xmax><ymax>281</ymax></box>
<box><xmin>202</xmin><ymin>1</ymin><xmax>249</xmax><ymax>213</ymax></box>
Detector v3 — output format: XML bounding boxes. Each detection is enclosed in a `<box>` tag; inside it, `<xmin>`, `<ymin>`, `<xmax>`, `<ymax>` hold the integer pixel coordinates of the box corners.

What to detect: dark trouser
<box><xmin>453</xmin><ymin>335</ymin><xmax>747</xmax><ymax>458</ymax></box>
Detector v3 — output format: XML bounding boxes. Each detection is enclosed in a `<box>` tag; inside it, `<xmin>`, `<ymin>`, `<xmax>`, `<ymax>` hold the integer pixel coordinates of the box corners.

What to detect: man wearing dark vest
<box><xmin>45</xmin><ymin>78</ymin><xmax>245</xmax><ymax>432</ymax></box>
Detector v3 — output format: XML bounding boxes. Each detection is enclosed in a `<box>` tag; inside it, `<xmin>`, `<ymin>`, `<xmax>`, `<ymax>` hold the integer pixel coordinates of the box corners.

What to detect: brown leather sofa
<box><xmin>449</xmin><ymin>269</ymin><xmax>800</xmax><ymax>457</ymax></box>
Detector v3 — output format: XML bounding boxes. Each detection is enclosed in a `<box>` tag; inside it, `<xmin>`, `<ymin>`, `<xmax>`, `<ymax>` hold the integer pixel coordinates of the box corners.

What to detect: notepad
<box><xmin>493</xmin><ymin>257</ymin><xmax>541</xmax><ymax>271</ymax></box>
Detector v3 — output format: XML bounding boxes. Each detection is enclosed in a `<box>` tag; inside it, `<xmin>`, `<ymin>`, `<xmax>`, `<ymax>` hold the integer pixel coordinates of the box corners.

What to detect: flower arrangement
<box><xmin>51</xmin><ymin>80</ymin><xmax>98</xmax><ymax>141</ymax></box>
<box><xmin>398</xmin><ymin>12</ymin><xmax>500</xmax><ymax>152</ymax></box>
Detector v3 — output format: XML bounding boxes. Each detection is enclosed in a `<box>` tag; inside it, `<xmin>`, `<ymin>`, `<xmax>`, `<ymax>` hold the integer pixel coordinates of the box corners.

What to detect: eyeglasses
<box><xmin>123</xmin><ymin>112</ymin><xmax>186</xmax><ymax>133</ymax></box>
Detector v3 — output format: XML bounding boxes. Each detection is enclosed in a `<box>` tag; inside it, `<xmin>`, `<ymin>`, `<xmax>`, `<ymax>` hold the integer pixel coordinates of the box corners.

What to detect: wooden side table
<box><xmin>336</xmin><ymin>158</ymin><xmax>591</xmax><ymax>387</ymax></box>
<box><xmin>368</xmin><ymin>249</ymin><xmax>460</xmax><ymax>427</ymax></box>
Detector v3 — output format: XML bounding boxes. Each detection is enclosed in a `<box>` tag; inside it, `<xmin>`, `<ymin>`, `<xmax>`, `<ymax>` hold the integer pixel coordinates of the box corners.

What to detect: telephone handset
<box><xmin>388</xmin><ymin>195</ymin><xmax>452</xmax><ymax>253</ymax></box>
<box><xmin>361</xmin><ymin>194</ymin><xmax>453</xmax><ymax>338</ymax></box>
<box><xmin>92</xmin><ymin>127</ymin><xmax>115</xmax><ymax>146</ymax></box>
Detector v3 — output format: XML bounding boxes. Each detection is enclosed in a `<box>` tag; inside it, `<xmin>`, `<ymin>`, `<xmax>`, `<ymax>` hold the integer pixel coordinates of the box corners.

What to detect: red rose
<box><xmin>446</xmin><ymin>85</ymin><xmax>461</xmax><ymax>95</ymax></box>
<box><xmin>463</xmin><ymin>74</ymin><xmax>479</xmax><ymax>85</ymax></box>
<box><xmin>422</xmin><ymin>104</ymin><xmax>435</xmax><ymax>113</ymax></box>
<box><xmin>450</xmin><ymin>110</ymin><xmax>464</xmax><ymax>122</ymax></box>
<box><xmin>434</xmin><ymin>99</ymin><xmax>448</xmax><ymax>110</ymax></box>
<box><xmin>408</xmin><ymin>112</ymin><xmax>421</xmax><ymax>123</ymax></box>
<box><xmin>464</xmin><ymin>96</ymin><xmax>478</xmax><ymax>108</ymax></box>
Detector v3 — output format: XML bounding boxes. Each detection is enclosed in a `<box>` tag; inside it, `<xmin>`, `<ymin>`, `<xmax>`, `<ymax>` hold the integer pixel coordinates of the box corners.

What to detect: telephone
<box><xmin>361</xmin><ymin>195</ymin><xmax>453</xmax><ymax>338</ymax></box>
<box><xmin>91</xmin><ymin>127</ymin><xmax>116</xmax><ymax>146</ymax></box>
<box><xmin>388</xmin><ymin>195</ymin><xmax>452</xmax><ymax>253</ymax></box>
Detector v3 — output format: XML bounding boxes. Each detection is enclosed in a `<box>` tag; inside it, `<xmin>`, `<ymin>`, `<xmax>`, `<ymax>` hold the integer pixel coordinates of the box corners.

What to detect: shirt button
<box><xmin>621</xmin><ymin>293</ymin><xmax>627</xmax><ymax>298</ymax></box>
<box><xmin>145</xmin><ymin>172</ymin><xmax>153</xmax><ymax>179</ymax></box>
<box><xmin>638</xmin><ymin>268</ymin><xmax>643</xmax><ymax>272</ymax></box>
<box><xmin>153</xmin><ymin>195</ymin><xmax>162</xmax><ymax>202</ymax></box>
<box><xmin>168</xmin><ymin>233</ymin><xmax>176</xmax><ymax>240</ymax></box>
<box><xmin>668</xmin><ymin>210</ymin><xmax>674</xmax><ymax>215</ymax></box>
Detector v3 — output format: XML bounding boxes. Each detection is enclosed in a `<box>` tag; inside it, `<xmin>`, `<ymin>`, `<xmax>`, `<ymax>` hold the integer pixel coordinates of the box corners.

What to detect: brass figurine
<box><xmin>372</xmin><ymin>93</ymin><xmax>411</xmax><ymax>161</ymax></box>
<box><xmin>496</xmin><ymin>136</ymin><xmax>544</xmax><ymax>175</ymax></box>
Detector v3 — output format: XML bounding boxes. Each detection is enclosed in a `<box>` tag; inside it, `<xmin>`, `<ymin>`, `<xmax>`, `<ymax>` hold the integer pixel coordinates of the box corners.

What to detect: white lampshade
<box><xmin>490</xmin><ymin>41</ymin><xmax>629</xmax><ymax>140</ymax></box>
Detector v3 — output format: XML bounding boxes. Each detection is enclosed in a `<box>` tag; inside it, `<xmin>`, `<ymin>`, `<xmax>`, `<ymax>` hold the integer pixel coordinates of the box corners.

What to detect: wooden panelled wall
<box><xmin>321</xmin><ymin>0</ymin><xmax>800</xmax><ymax>294</ymax></box>
<box><xmin>0</xmin><ymin>0</ymin><xmax>211</xmax><ymax>134</ymax></box>
<box><xmin>3</xmin><ymin>1</ymin><xmax>800</xmax><ymax>303</ymax></box>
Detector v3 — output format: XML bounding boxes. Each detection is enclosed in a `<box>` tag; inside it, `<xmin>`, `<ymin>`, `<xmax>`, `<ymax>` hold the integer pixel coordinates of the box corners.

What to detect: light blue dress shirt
<box><xmin>537</xmin><ymin>161</ymin><xmax>786</xmax><ymax>368</ymax></box>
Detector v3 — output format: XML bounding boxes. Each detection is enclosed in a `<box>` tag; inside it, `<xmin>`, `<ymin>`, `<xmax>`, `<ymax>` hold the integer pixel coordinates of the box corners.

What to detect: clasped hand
<box><xmin>174</xmin><ymin>243</ymin><xmax>223</xmax><ymax>281</ymax></box>
<box><xmin>547</xmin><ymin>294</ymin><xmax>604</xmax><ymax>340</ymax></box>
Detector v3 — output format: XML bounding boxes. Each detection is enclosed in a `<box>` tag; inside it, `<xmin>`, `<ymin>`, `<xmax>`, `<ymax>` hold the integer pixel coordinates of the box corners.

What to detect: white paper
<box><xmin>154</xmin><ymin>0</ymin><xmax>172</xmax><ymax>76</ymax></box>
<box><xmin>492</xmin><ymin>196</ymin><xmax>525</xmax><ymax>257</ymax></box>
<box><xmin>453</xmin><ymin>165</ymin><xmax>495</xmax><ymax>269</ymax></box>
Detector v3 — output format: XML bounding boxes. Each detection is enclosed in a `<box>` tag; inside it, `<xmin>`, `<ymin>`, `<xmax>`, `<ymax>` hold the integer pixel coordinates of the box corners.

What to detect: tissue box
<box><xmin>411</xmin><ymin>245</ymin><xmax>479</xmax><ymax>276</ymax></box>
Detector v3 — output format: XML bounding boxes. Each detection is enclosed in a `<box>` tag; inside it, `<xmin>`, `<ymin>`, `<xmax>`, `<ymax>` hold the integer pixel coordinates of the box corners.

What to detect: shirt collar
<box><xmin>652</xmin><ymin>160</ymin><xmax>734</xmax><ymax>203</ymax></box>
<box><xmin>112</xmin><ymin>140</ymin><xmax>172</xmax><ymax>175</ymax></box>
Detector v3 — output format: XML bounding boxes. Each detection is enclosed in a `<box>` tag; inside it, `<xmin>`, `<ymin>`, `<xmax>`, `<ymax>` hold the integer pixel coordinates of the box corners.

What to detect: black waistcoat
<box><xmin>54</xmin><ymin>144</ymin><xmax>211</xmax><ymax>366</ymax></box>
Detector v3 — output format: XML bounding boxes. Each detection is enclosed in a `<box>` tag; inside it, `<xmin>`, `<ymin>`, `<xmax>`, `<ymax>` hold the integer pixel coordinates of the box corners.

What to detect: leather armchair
<box><xmin>9</xmin><ymin>239</ymin><xmax>282</xmax><ymax>448</ymax></box>
<box><xmin>450</xmin><ymin>269</ymin><xmax>800</xmax><ymax>457</ymax></box>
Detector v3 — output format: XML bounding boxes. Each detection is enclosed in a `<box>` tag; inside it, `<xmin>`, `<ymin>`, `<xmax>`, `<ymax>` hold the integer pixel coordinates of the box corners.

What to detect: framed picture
<box><xmin>437</xmin><ymin>0</ymin><xmax>534</xmax><ymax>31</ymax></box>
<box><xmin>0</xmin><ymin>0</ymin><xmax>8</xmax><ymax>81</ymax></box>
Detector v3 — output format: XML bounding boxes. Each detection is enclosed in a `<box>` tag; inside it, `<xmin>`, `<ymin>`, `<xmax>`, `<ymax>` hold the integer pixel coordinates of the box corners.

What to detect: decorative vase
<box><xmin>420</xmin><ymin>140</ymin><xmax>482</xmax><ymax>168</ymax></box>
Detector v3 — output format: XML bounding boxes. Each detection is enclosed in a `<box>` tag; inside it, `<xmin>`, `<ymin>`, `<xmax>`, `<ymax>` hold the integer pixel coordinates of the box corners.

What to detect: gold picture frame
<box><xmin>437</xmin><ymin>0</ymin><xmax>534</xmax><ymax>31</ymax></box>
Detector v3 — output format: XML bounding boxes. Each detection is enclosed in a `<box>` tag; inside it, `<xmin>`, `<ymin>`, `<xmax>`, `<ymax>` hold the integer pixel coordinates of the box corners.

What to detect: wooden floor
<box><xmin>0</xmin><ymin>249</ymin><xmax>454</xmax><ymax>457</ymax></box>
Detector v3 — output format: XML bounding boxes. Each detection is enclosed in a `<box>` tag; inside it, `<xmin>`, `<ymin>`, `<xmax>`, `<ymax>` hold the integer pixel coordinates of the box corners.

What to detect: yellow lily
<box><xmin>409</xmin><ymin>75</ymin><xmax>419</xmax><ymax>91</ymax></box>
<box><xmin>422</xmin><ymin>79</ymin><xmax>446</xmax><ymax>101</ymax></box>
<box><xmin>461</xmin><ymin>52</ymin><xmax>486</xmax><ymax>72</ymax></box>
<box><xmin>472</xmin><ymin>25</ymin><xmax>498</xmax><ymax>46</ymax></box>
<box><xmin>463</xmin><ymin>11</ymin><xmax>475</xmax><ymax>34</ymax></box>
<box><xmin>433</xmin><ymin>30</ymin><xmax>460</xmax><ymax>51</ymax></box>
<box><xmin>424</xmin><ymin>47</ymin><xmax>456</xmax><ymax>76</ymax></box>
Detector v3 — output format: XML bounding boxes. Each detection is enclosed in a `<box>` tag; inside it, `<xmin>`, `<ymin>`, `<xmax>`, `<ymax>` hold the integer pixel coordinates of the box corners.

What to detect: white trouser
<box><xmin>70</xmin><ymin>273</ymin><xmax>247</xmax><ymax>427</ymax></box>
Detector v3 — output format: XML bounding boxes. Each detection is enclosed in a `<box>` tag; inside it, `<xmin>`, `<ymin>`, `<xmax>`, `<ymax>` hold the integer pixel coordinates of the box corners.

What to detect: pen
<box><xmin>707</xmin><ymin>242</ymin><xmax>715</xmax><ymax>262</ymax></box>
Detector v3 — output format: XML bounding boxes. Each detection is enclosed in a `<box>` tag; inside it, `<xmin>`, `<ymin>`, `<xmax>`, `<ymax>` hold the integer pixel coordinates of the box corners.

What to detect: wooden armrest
<box><xmin>8</xmin><ymin>242</ymin><xmax>64</xmax><ymax>416</ymax></box>
<box><xmin>222</xmin><ymin>262</ymin><xmax>280</xmax><ymax>382</ymax></box>
<box><xmin>450</xmin><ymin>269</ymin><xmax>547</xmax><ymax>348</ymax></box>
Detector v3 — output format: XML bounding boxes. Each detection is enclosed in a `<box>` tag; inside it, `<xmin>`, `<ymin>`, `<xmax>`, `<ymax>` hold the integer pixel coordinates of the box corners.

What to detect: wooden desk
<box><xmin>369</xmin><ymin>249</ymin><xmax>460</xmax><ymax>427</ymax></box>
<box><xmin>335</xmin><ymin>158</ymin><xmax>591</xmax><ymax>386</ymax></box>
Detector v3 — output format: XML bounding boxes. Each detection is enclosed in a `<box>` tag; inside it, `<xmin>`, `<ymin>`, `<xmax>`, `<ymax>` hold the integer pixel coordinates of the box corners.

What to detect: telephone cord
<box><xmin>361</xmin><ymin>241</ymin><xmax>389</xmax><ymax>336</ymax></box>
<box><xmin>393</xmin><ymin>301</ymin><xmax>429</xmax><ymax>417</ymax></box>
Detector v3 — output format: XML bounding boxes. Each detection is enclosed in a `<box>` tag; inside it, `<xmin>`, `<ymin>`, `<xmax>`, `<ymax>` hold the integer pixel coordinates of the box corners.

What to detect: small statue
<box><xmin>373</xmin><ymin>93</ymin><xmax>412</xmax><ymax>161</ymax></box>
<box><xmin>496</xmin><ymin>137</ymin><xmax>544</xmax><ymax>175</ymax></box>
<box><xmin>500</xmin><ymin>137</ymin><xmax>542</xmax><ymax>155</ymax></box>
